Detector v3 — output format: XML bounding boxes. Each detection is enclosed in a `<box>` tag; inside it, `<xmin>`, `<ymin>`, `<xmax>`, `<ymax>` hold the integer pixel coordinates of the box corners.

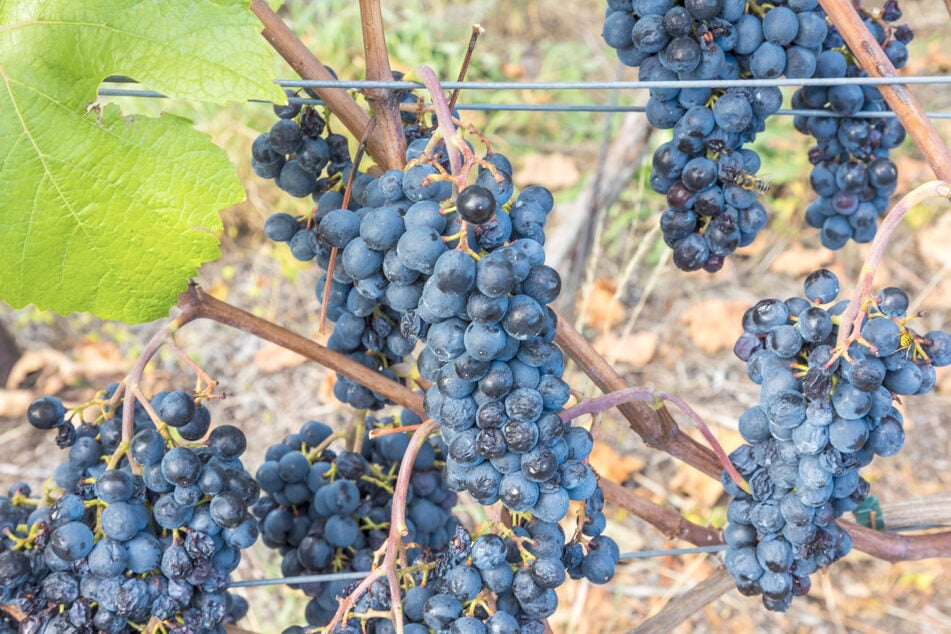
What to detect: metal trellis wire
<box><xmin>229</xmin><ymin>544</ymin><xmax>731</xmax><ymax>589</ymax></box>
<box><xmin>227</xmin><ymin>517</ymin><xmax>946</xmax><ymax>588</ymax></box>
<box><xmin>97</xmin><ymin>75</ymin><xmax>951</xmax><ymax>120</ymax></box>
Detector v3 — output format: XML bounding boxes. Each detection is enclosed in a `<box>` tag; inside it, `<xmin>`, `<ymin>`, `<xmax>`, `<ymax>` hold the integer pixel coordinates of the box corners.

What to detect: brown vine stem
<box><xmin>410</xmin><ymin>65</ymin><xmax>464</xmax><ymax>182</ymax></box>
<box><xmin>119</xmin><ymin>316</ymin><xmax>187</xmax><ymax>447</ymax></box>
<box><xmin>834</xmin><ymin>180</ymin><xmax>951</xmax><ymax>350</ymax></box>
<box><xmin>553</xmin><ymin>312</ymin><xmax>724</xmax><ymax>479</ymax></box>
<box><xmin>448</xmin><ymin>25</ymin><xmax>485</xmax><ymax>113</ymax></box>
<box><xmin>324</xmin><ymin>420</ymin><xmax>438</xmax><ymax>634</ymax></box>
<box><xmin>248</xmin><ymin>0</ymin><xmax>393</xmax><ymax>170</ymax></box>
<box><xmin>176</xmin><ymin>284</ymin><xmax>425</xmax><ymax>417</ymax></box>
<box><xmin>602</xmin><ymin>476</ymin><xmax>951</xmax><ymax>563</ymax></box>
<box><xmin>560</xmin><ymin>387</ymin><xmax>745</xmax><ymax>490</ymax></box>
<box><xmin>818</xmin><ymin>0</ymin><xmax>951</xmax><ymax>181</ymax></box>
<box><xmin>634</xmin><ymin>568</ymin><xmax>736</xmax><ymax>634</ymax></box>
<box><xmin>358</xmin><ymin>0</ymin><xmax>406</xmax><ymax>171</ymax></box>
<box><xmin>600</xmin><ymin>478</ymin><xmax>722</xmax><ymax>546</ymax></box>
<box><xmin>843</xmin><ymin>521</ymin><xmax>951</xmax><ymax>563</ymax></box>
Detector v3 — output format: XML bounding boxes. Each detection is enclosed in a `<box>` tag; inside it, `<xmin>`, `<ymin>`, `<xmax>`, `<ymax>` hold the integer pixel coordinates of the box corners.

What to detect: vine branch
<box><xmin>358</xmin><ymin>0</ymin><xmax>407</xmax><ymax>170</ymax></box>
<box><xmin>633</xmin><ymin>568</ymin><xmax>736</xmax><ymax>634</ymax></box>
<box><xmin>249</xmin><ymin>0</ymin><xmax>394</xmax><ymax>169</ymax></box>
<box><xmin>818</xmin><ymin>0</ymin><xmax>951</xmax><ymax>181</ymax></box>
<box><xmin>561</xmin><ymin>386</ymin><xmax>745</xmax><ymax>490</ymax></box>
<box><xmin>601</xmin><ymin>477</ymin><xmax>951</xmax><ymax>563</ymax></box>
<box><xmin>176</xmin><ymin>284</ymin><xmax>424</xmax><ymax>417</ymax></box>
<box><xmin>554</xmin><ymin>312</ymin><xmax>724</xmax><ymax>478</ymax></box>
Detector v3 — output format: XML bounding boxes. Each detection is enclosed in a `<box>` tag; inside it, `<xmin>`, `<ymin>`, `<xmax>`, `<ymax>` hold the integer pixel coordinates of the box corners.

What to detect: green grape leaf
<box><xmin>0</xmin><ymin>1</ymin><xmax>285</xmax><ymax>323</ymax></box>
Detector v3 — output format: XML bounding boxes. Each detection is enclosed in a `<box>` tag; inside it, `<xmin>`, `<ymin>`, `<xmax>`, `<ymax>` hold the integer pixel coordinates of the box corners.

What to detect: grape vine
<box><xmin>2</xmin><ymin>0</ymin><xmax>951</xmax><ymax>632</ymax></box>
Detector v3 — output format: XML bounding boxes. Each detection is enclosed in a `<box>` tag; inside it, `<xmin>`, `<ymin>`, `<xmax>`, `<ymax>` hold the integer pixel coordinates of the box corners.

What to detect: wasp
<box><xmin>720</xmin><ymin>165</ymin><xmax>771</xmax><ymax>194</ymax></box>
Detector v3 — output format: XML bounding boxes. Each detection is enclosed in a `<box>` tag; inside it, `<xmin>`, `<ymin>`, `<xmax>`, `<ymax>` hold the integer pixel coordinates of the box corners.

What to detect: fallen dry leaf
<box><xmin>579</xmin><ymin>279</ymin><xmax>626</xmax><ymax>330</ymax></box>
<box><xmin>253</xmin><ymin>342</ymin><xmax>308</xmax><ymax>373</ymax></box>
<box><xmin>6</xmin><ymin>347</ymin><xmax>125</xmax><ymax>395</ymax></box>
<box><xmin>669</xmin><ymin>428</ymin><xmax>744</xmax><ymax>509</ymax></box>
<box><xmin>515</xmin><ymin>153</ymin><xmax>580</xmax><ymax>191</ymax></box>
<box><xmin>318</xmin><ymin>373</ymin><xmax>337</xmax><ymax>404</ymax></box>
<box><xmin>916</xmin><ymin>213</ymin><xmax>951</xmax><ymax>268</ymax></box>
<box><xmin>734</xmin><ymin>229</ymin><xmax>773</xmax><ymax>257</ymax></box>
<box><xmin>769</xmin><ymin>242</ymin><xmax>835</xmax><ymax>277</ymax></box>
<box><xmin>678</xmin><ymin>299</ymin><xmax>749</xmax><ymax>354</ymax></box>
<box><xmin>589</xmin><ymin>441</ymin><xmax>644</xmax><ymax>484</ymax></box>
<box><xmin>0</xmin><ymin>389</ymin><xmax>35</xmax><ymax>418</ymax></box>
<box><xmin>593</xmin><ymin>331</ymin><xmax>659</xmax><ymax>368</ymax></box>
<box><xmin>6</xmin><ymin>349</ymin><xmax>67</xmax><ymax>390</ymax></box>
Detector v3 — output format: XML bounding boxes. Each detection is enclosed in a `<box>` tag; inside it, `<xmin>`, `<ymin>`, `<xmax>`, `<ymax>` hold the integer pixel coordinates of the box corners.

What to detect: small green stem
<box><xmin>105</xmin><ymin>441</ymin><xmax>130</xmax><ymax>471</ymax></box>
<box><xmin>305</xmin><ymin>430</ymin><xmax>348</xmax><ymax>462</ymax></box>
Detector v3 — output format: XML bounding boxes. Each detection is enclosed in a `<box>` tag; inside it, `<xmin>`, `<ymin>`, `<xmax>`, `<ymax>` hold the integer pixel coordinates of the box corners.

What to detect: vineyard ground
<box><xmin>3</xmin><ymin>0</ymin><xmax>951</xmax><ymax>631</ymax></box>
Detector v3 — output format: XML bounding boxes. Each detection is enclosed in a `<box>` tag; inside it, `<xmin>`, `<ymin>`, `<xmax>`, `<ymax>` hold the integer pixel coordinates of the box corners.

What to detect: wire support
<box><xmin>228</xmin><ymin>544</ymin><xmax>729</xmax><ymax>589</ymax></box>
<box><xmin>269</xmin><ymin>76</ymin><xmax>951</xmax><ymax>90</ymax></box>
<box><xmin>225</xmin><ymin>523</ymin><xmax>948</xmax><ymax>588</ymax></box>
<box><xmin>94</xmin><ymin>88</ymin><xmax>951</xmax><ymax>120</ymax></box>
<box><xmin>231</xmin><ymin>570</ymin><xmax>370</xmax><ymax>588</ymax></box>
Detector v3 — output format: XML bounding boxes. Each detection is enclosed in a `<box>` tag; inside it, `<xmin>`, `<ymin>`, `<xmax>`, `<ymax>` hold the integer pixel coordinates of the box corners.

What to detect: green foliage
<box><xmin>0</xmin><ymin>0</ymin><xmax>284</xmax><ymax>323</ymax></box>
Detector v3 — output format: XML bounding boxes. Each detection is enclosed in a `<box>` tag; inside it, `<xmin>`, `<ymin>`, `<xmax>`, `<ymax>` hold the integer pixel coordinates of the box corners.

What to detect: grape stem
<box><xmin>118</xmin><ymin>316</ymin><xmax>186</xmax><ymax>448</ymax></box>
<box><xmin>834</xmin><ymin>180</ymin><xmax>951</xmax><ymax>352</ymax></box>
<box><xmin>410</xmin><ymin>65</ymin><xmax>463</xmax><ymax>184</ymax></box>
<box><xmin>165</xmin><ymin>338</ymin><xmax>217</xmax><ymax>396</ymax></box>
<box><xmin>560</xmin><ymin>387</ymin><xmax>746</xmax><ymax>491</ymax></box>
<box><xmin>323</xmin><ymin>420</ymin><xmax>437</xmax><ymax>634</ymax></box>
<box><xmin>448</xmin><ymin>25</ymin><xmax>485</xmax><ymax>113</ymax></box>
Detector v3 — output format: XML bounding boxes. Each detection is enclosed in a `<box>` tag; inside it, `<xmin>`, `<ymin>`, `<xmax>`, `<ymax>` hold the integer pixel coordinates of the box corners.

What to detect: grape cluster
<box><xmin>2</xmin><ymin>390</ymin><xmax>255</xmax><ymax>633</ymax></box>
<box><xmin>258</xmin><ymin>137</ymin><xmax>457</xmax><ymax>409</ymax></box>
<box><xmin>399</xmin><ymin>151</ymin><xmax>619</xmax><ymax>625</ymax></box>
<box><xmin>252</xmin><ymin>415</ymin><xmax>461</xmax><ymax>629</ymax></box>
<box><xmin>603</xmin><ymin>0</ymin><xmax>833</xmax><ymax>270</ymax></box>
<box><xmin>797</xmin><ymin>2</ymin><xmax>910</xmax><ymax>248</ymax></box>
<box><xmin>252</xmin><ymin>92</ymin><xmax>354</xmax><ymax>200</ymax></box>
<box><xmin>403</xmin><ymin>519</ymin><xmax>620</xmax><ymax>633</ymax></box>
<box><xmin>256</xmin><ymin>93</ymin><xmax>617</xmax><ymax>627</ymax></box>
<box><xmin>265</xmin><ymin>179</ymin><xmax>417</xmax><ymax>410</ymax></box>
<box><xmin>722</xmin><ymin>269</ymin><xmax>951</xmax><ymax>610</ymax></box>
<box><xmin>252</xmin><ymin>73</ymin><xmax>429</xmax><ymax>204</ymax></box>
